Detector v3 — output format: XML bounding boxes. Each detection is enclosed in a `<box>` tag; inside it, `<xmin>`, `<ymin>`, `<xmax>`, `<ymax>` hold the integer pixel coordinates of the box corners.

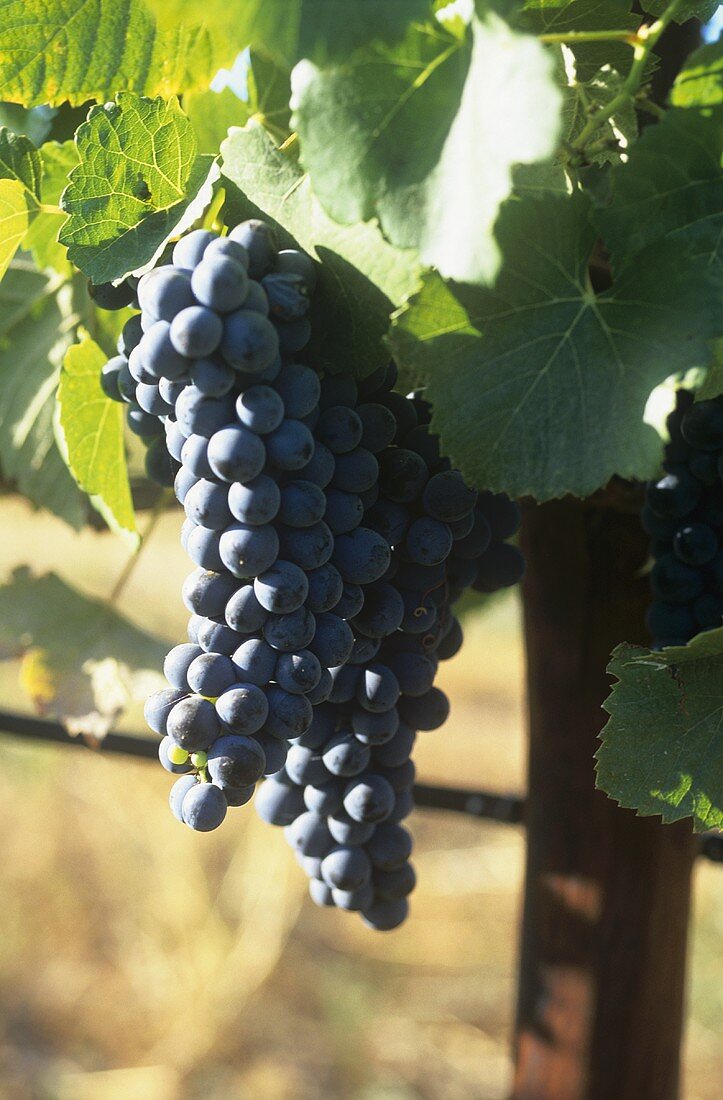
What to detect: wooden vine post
<box><xmin>513</xmin><ymin>491</ymin><xmax>698</xmax><ymax>1100</ymax></box>
<box><xmin>513</xmin><ymin>20</ymin><xmax>704</xmax><ymax>1099</ymax></box>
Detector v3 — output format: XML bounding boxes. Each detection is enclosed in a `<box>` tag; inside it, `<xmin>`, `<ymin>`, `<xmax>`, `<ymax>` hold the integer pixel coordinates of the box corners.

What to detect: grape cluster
<box><xmin>251</xmin><ymin>381</ymin><xmax>523</xmax><ymax>928</ymax></box>
<box><xmin>93</xmin><ymin>220</ymin><xmax>524</xmax><ymax>929</ymax></box>
<box><xmin>644</xmin><ymin>390</ymin><xmax>723</xmax><ymax>647</ymax></box>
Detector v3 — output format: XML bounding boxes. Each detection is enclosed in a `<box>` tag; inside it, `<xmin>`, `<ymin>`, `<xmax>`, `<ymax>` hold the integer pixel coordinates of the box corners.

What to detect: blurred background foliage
<box><xmin>0</xmin><ymin>496</ymin><xmax>719</xmax><ymax>1100</ymax></box>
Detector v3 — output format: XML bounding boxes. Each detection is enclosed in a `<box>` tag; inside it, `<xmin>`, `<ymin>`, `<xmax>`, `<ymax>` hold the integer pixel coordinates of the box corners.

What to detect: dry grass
<box><xmin>0</xmin><ymin>498</ymin><xmax>719</xmax><ymax>1100</ymax></box>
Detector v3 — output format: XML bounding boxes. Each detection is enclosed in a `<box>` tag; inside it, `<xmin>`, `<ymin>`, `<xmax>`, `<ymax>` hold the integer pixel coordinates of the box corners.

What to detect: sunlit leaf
<box><xmin>57</xmin><ymin>332</ymin><xmax>138</xmax><ymax>545</ymax></box>
<box><xmin>598</xmin><ymin>631</ymin><xmax>723</xmax><ymax>832</ymax></box>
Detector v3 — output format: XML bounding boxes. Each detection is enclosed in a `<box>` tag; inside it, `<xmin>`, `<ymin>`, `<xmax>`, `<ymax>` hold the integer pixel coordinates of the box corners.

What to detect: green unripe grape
<box><xmin>191</xmin><ymin>751</ymin><xmax>208</xmax><ymax>769</ymax></box>
<box><xmin>168</xmin><ymin>744</ymin><xmax>190</xmax><ymax>765</ymax></box>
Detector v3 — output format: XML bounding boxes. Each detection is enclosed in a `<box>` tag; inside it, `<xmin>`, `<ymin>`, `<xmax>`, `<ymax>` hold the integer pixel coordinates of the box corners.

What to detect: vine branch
<box><xmin>569</xmin><ymin>0</ymin><xmax>686</xmax><ymax>154</ymax></box>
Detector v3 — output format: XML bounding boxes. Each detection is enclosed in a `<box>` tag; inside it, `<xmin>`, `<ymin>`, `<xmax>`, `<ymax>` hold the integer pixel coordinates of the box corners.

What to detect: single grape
<box><xmin>231</xmin><ymin>638</ymin><xmax>278</xmax><ymax>686</ymax></box>
<box><xmin>228</xmin><ymin>475</ymin><xmax>281</xmax><ymax>525</ymax></box>
<box><xmin>263</xmin><ymin>607</ymin><xmax>316</xmax><ymax>652</ymax></box>
<box><xmin>190</xmin><ymin>357</ymin><xmax>235</xmax><ymax>397</ymax></box>
<box><xmin>170</xmin><ymin>305</ymin><xmax>223</xmax><ymax>358</ymax></box>
<box><xmin>265</xmin><ymin>419</ymin><xmax>315</xmax><ymax>471</ymax></box>
<box><xmin>278</xmin><ymin>480</ymin><xmax>327</xmax><ymax>527</ymax></box>
<box><xmin>215</xmin><ymin>683</ymin><xmax>269</xmax><ymax>736</ymax></box>
<box><xmin>169</xmin><ymin>775</ymin><xmax>198</xmax><ymax>823</ymax></box>
<box><xmin>256</xmin><ymin>774</ymin><xmax>307</xmax><ymax>826</ymax></box>
<box><xmin>207</xmin><ymin>734</ymin><xmax>266</xmax><ymax>787</ymax></box>
<box><xmin>305</xmin><ymin>563</ymin><xmax>344</xmax><ymax>614</ymax></box>
<box><xmin>192</xmin><ymin>254</ymin><xmax>249</xmax><ymax>313</ymax></box>
<box><xmin>166</xmin><ymin>695</ymin><xmax>222</xmax><ymax>751</ymax></box>
<box><xmin>172</xmin><ymin>229</ymin><xmax>217</xmax><ymax>269</ymax></box>
<box><xmin>144</xmin><ymin>687</ymin><xmax>188</xmax><ymax>735</ymax></box>
<box><xmin>219</xmin><ymin>522</ymin><xmax>280</xmax><ymax>578</ymax></box>
<box><xmin>360</xmin><ymin>896</ymin><xmax>410</xmax><ymax>931</ymax></box>
<box><xmin>321</xmin><ymin>846</ymin><xmax>372</xmax><ymax>892</ymax></box>
<box><xmin>184</xmin><ymin>479</ymin><xmax>233</xmax><ymax>531</ymax></box>
<box><xmin>322</xmin><ymin>734</ymin><xmax>371</xmax><ymax>778</ymax></box>
<box><xmin>265</xmin><ymin>687</ymin><xmax>313</xmax><ymax>739</ymax></box>
<box><xmin>236</xmin><ymin>385</ymin><xmax>285</xmax><ymax>434</ymax></box>
<box><xmin>221</xmin><ymin>310</ymin><xmax>280</xmax><ymax>374</ymax></box>
<box><xmin>206</xmin><ymin>424</ymin><xmax>266</xmax><ymax>483</ymax></box>
<box><xmin>332</xmin><ymin>528</ymin><xmax>391</xmax><ymax>585</ymax></box>
<box><xmin>254</xmin><ymin>560</ymin><xmax>309</xmax><ymax>614</ymax></box>
<box><xmin>275</xmin><ymin>650</ymin><xmax>322</xmax><ymax>695</ymax></box>
<box><xmin>158</xmin><ymin>736</ymin><xmax>193</xmax><ymax>774</ymax></box>
<box><xmin>163</xmin><ymin>643</ymin><xmax>204</xmax><ymax>690</ymax></box>
<box><xmin>228</xmin><ymin>220</ymin><xmax>277</xmax><ymax>279</ymax></box>
<box><xmin>182</xmin><ymin>782</ymin><xmax>228</xmax><ymax>831</ymax></box>
<box><xmin>186</xmin><ymin>652</ymin><xmax>237</xmax><ymax>697</ymax></box>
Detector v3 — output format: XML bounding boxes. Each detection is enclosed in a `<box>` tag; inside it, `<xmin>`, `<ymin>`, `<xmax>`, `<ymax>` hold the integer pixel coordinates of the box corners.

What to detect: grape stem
<box><xmin>539</xmin><ymin>30</ymin><xmax>642</xmax><ymax>46</ymax></box>
<box><xmin>569</xmin><ymin>0</ymin><xmax>687</xmax><ymax>154</ymax></box>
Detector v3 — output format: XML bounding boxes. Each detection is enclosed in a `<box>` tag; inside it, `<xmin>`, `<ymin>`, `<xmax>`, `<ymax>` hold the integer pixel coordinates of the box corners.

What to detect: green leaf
<box><xmin>0</xmin><ymin>127</ymin><xmax>42</xmax><ymax>195</ymax></box>
<box><xmin>641</xmin><ymin>0</ymin><xmax>719</xmax><ymax>23</ymax></box>
<box><xmin>291</xmin><ymin>22</ymin><xmax>469</xmax><ymax>249</ymax></box>
<box><xmin>521</xmin><ymin>1</ymin><xmax>641</xmax><ymax>82</ymax></box>
<box><xmin>0</xmin><ymin>567</ymin><xmax>166</xmax><ymax>737</ymax></box>
<box><xmin>57</xmin><ymin>333</ymin><xmax>138</xmax><ymax>546</ymax></box>
<box><xmin>671</xmin><ymin>39</ymin><xmax>723</xmax><ymax>109</ymax></box>
<box><xmin>59</xmin><ymin>94</ymin><xmax>219</xmax><ymax>284</ymax></box>
<box><xmin>597</xmin><ymin>633</ymin><xmax>723</xmax><ymax>833</ymax></box>
<box><xmin>24</xmin><ymin>141</ymin><xmax>78</xmax><ymax>274</ymax></box>
<box><xmin>147</xmin><ymin>0</ymin><xmax>430</xmax><ymax>67</ymax></box>
<box><xmin>221</xmin><ymin>124</ymin><xmax>421</xmax><ymax>379</ymax></box>
<box><xmin>387</xmin><ymin>193</ymin><xmax>721</xmax><ymax>499</ymax></box>
<box><xmin>0</xmin><ymin>102</ymin><xmax>56</xmax><ymax>145</ymax></box>
<box><xmin>0</xmin><ymin>0</ymin><xmax>224</xmax><ymax>108</ymax></box>
<box><xmin>699</xmin><ymin>337</ymin><xmax>723</xmax><ymax>398</ymax></box>
<box><xmin>0</xmin><ymin>179</ymin><xmax>33</xmax><ymax>279</ymax></box>
<box><xmin>185</xmin><ymin>88</ymin><xmax>252</xmax><ymax>156</ymax></box>
<box><xmin>292</xmin><ymin>12</ymin><xmax>562</xmax><ymax>285</ymax></box>
<box><xmin>246</xmin><ymin>50</ymin><xmax>294</xmax><ymax>143</ymax></box>
<box><xmin>0</xmin><ymin>128</ymin><xmax>42</xmax><ymax>274</ymax></box>
<box><xmin>595</xmin><ymin>107</ymin><xmax>723</xmax><ymax>275</ymax></box>
<box><xmin>0</xmin><ymin>260</ymin><xmax>87</xmax><ymax>527</ymax></box>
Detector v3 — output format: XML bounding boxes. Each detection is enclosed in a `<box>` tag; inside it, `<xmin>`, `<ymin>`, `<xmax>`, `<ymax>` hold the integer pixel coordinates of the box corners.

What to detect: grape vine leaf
<box><xmin>0</xmin><ymin>259</ymin><xmax>87</xmax><ymax>527</ymax></box>
<box><xmin>0</xmin><ymin>0</ymin><xmax>224</xmax><ymax>108</ymax></box>
<box><xmin>59</xmin><ymin>94</ymin><xmax>219</xmax><ymax>284</ymax></box>
<box><xmin>597</xmin><ymin>632</ymin><xmax>723</xmax><ymax>833</ymax></box>
<box><xmin>671</xmin><ymin>39</ymin><xmax>723</xmax><ymax>109</ymax></box>
<box><xmin>595</xmin><ymin>107</ymin><xmax>723</xmax><ymax>276</ymax></box>
<box><xmin>0</xmin><ymin>180</ymin><xmax>33</xmax><ymax>281</ymax></box>
<box><xmin>0</xmin><ymin>567</ymin><xmax>166</xmax><ymax>738</ymax></box>
<box><xmin>0</xmin><ymin>127</ymin><xmax>42</xmax><ymax>196</ymax></box>
<box><xmin>641</xmin><ymin>0</ymin><xmax>720</xmax><ymax>24</ymax></box>
<box><xmin>388</xmin><ymin>192</ymin><xmax>721</xmax><ymax>499</ymax></box>
<box><xmin>291</xmin><ymin>11</ymin><xmax>562</xmax><ymax>285</ymax></box>
<box><xmin>0</xmin><ymin>129</ymin><xmax>42</xmax><ymax>277</ymax></box>
<box><xmin>698</xmin><ymin>338</ymin><xmax>723</xmax><ymax>399</ymax></box>
<box><xmin>24</xmin><ymin>142</ymin><xmax>78</xmax><ymax>275</ymax></box>
<box><xmin>146</xmin><ymin>0</ymin><xmax>430</xmax><ymax>67</ymax></box>
<box><xmin>220</xmin><ymin>123</ymin><xmax>421</xmax><ymax>379</ymax></box>
<box><xmin>57</xmin><ymin>333</ymin><xmax>138</xmax><ymax>546</ymax></box>
<box><xmin>186</xmin><ymin>89</ymin><xmax>252</xmax><ymax>156</ymax></box>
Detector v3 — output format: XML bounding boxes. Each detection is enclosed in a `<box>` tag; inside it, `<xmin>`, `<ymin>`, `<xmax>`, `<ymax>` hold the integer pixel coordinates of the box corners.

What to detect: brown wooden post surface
<box><xmin>512</xmin><ymin>491</ymin><xmax>698</xmax><ymax>1100</ymax></box>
